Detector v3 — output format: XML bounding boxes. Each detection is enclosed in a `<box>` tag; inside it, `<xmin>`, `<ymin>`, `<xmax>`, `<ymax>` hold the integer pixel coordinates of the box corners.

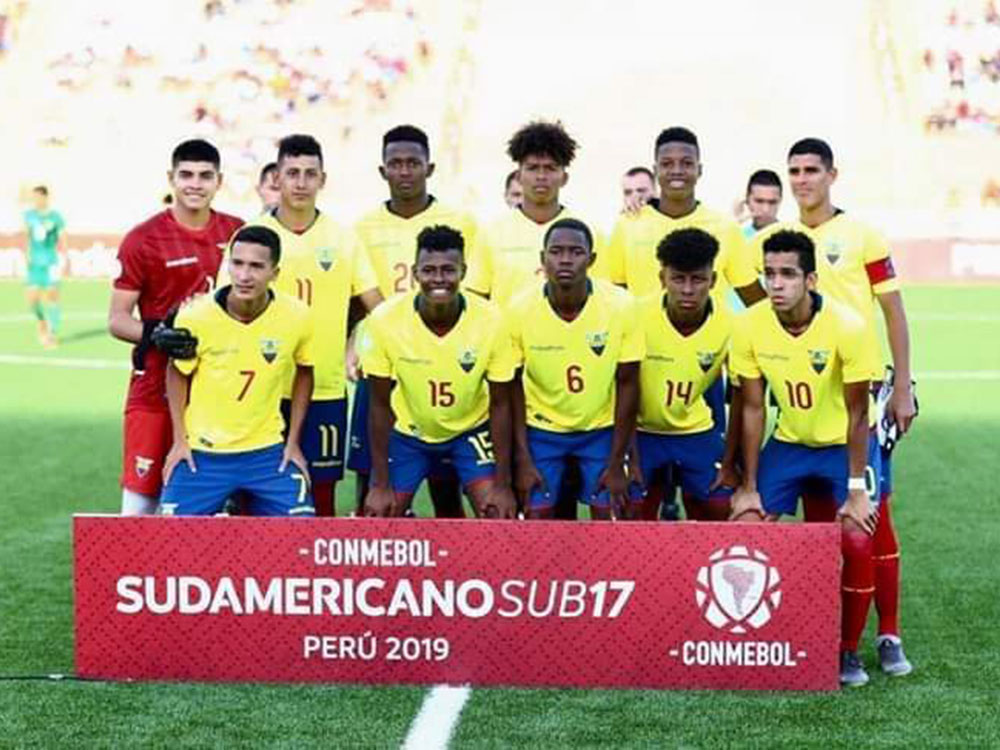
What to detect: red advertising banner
<box><xmin>73</xmin><ymin>516</ymin><xmax>840</xmax><ymax>690</ymax></box>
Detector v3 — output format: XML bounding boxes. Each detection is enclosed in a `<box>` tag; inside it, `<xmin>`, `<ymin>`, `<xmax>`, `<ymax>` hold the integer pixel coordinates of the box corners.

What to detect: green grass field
<box><xmin>1</xmin><ymin>280</ymin><xmax>999</xmax><ymax>748</ymax></box>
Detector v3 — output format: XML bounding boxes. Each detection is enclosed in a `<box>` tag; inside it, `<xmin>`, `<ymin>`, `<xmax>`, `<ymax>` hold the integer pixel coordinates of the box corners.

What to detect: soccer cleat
<box><xmin>876</xmin><ymin>635</ymin><xmax>913</xmax><ymax>676</ymax></box>
<box><xmin>839</xmin><ymin>650</ymin><xmax>869</xmax><ymax>687</ymax></box>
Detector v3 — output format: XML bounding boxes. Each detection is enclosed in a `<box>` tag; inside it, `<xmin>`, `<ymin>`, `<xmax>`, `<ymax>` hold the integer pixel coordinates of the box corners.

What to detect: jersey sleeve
<box><xmin>862</xmin><ymin>225</ymin><xmax>901</xmax><ymax>296</ymax></box>
<box><xmin>465</xmin><ymin>226</ymin><xmax>494</xmax><ymax>295</ymax></box>
<box><xmin>485</xmin><ymin>315</ymin><xmax>517</xmax><ymax>382</ymax></box>
<box><xmin>728</xmin><ymin>314</ymin><xmax>761</xmax><ymax>380</ymax></box>
<box><xmin>294</xmin><ymin>314</ymin><xmax>316</xmax><ymax>367</ymax></box>
<box><xmin>617</xmin><ymin>294</ymin><xmax>645</xmax><ymax>363</ymax></box>
<box><xmin>349</xmin><ymin>232</ymin><xmax>379</xmax><ymax>296</ymax></box>
<box><xmin>721</xmin><ymin>223</ymin><xmax>758</xmax><ymax>291</ymax></box>
<box><xmin>114</xmin><ymin>230</ymin><xmax>147</xmax><ymax>292</ymax></box>
<box><xmin>358</xmin><ymin>314</ymin><xmax>392</xmax><ymax>379</ymax></box>
<box><xmin>839</xmin><ymin>312</ymin><xmax>878</xmax><ymax>384</ymax></box>
<box><xmin>604</xmin><ymin>219</ymin><xmax>628</xmax><ymax>285</ymax></box>
<box><xmin>171</xmin><ymin>304</ymin><xmax>201</xmax><ymax>376</ymax></box>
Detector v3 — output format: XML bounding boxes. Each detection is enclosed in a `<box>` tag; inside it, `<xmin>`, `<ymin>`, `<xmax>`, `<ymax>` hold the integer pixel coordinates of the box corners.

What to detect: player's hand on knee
<box><xmin>364</xmin><ymin>486</ymin><xmax>397</xmax><ymax>517</ymax></box>
<box><xmin>838</xmin><ymin>489</ymin><xmax>878</xmax><ymax>535</ymax></box>
<box><xmin>729</xmin><ymin>486</ymin><xmax>764</xmax><ymax>521</ymax></box>
<box><xmin>280</xmin><ymin>442</ymin><xmax>311</xmax><ymax>486</ymax></box>
<box><xmin>163</xmin><ymin>440</ymin><xmax>196</xmax><ymax>484</ymax></box>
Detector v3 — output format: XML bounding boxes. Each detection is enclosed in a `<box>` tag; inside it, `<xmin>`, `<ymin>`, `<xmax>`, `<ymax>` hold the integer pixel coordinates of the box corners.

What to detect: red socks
<box><xmin>313</xmin><ymin>479</ymin><xmax>336</xmax><ymax>517</ymax></box>
<box><xmin>873</xmin><ymin>492</ymin><xmax>901</xmax><ymax>636</ymax></box>
<box><xmin>841</xmin><ymin>527</ymin><xmax>875</xmax><ymax>652</ymax></box>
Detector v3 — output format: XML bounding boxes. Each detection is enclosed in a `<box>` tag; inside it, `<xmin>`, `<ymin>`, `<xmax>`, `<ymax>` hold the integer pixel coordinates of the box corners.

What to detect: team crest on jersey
<box><xmin>134</xmin><ymin>455</ymin><xmax>153</xmax><ymax>478</ymax></box>
<box><xmin>824</xmin><ymin>240</ymin><xmax>843</xmax><ymax>265</ymax></box>
<box><xmin>458</xmin><ymin>348</ymin><xmax>477</xmax><ymax>373</ymax></box>
<box><xmin>808</xmin><ymin>349</ymin><xmax>830</xmax><ymax>374</ymax></box>
<box><xmin>586</xmin><ymin>331</ymin><xmax>609</xmax><ymax>356</ymax></box>
<box><xmin>315</xmin><ymin>247</ymin><xmax>335</xmax><ymax>271</ymax></box>
<box><xmin>260</xmin><ymin>338</ymin><xmax>280</xmax><ymax>364</ymax></box>
<box><xmin>697</xmin><ymin>351</ymin><xmax>716</xmax><ymax>373</ymax></box>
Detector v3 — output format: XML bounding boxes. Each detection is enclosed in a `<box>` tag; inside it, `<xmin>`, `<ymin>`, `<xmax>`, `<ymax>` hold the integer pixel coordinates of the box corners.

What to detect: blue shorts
<box><xmin>636</xmin><ymin>429</ymin><xmax>734</xmax><ymax>502</ymax></box>
<box><xmin>346</xmin><ymin>377</ymin><xmax>372</xmax><ymax>474</ymax></box>
<box><xmin>526</xmin><ymin>427</ymin><xmax>613</xmax><ymax>509</ymax></box>
<box><xmin>282</xmin><ymin>398</ymin><xmax>347</xmax><ymax>481</ymax></box>
<box><xmin>389</xmin><ymin>424</ymin><xmax>495</xmax><ymax>495</ymax></box>
<box><xmin>758</xmin><ymin>439</ymin><xmax>882</xmax><ymax>516</ymax></box>
<box><xmin>160</xmin><ymin>444</ymin><xmax>314</xmax><ymax>516</ymax></box>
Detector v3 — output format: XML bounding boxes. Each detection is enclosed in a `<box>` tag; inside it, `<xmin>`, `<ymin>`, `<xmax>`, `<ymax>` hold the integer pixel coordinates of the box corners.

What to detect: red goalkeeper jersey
<box><xmin>114</xmin><ymin>208</ymin><xmax>243</xmax><ymax>412</ymax></box>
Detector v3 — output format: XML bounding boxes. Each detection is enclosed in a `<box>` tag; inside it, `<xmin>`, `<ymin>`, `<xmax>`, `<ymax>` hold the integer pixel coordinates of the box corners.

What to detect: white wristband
<box><xmin>847</xmin><ymin>477</ymin><xmax>867</xmax><ymax>492</ymax></box>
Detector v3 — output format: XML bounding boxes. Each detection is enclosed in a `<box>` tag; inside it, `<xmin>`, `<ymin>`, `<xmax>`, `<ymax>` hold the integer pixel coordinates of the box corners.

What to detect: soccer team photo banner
<box><xmin>73</xmin><ymin>516</ymin><xmax>840</xmax><ymax>690</ymax></box>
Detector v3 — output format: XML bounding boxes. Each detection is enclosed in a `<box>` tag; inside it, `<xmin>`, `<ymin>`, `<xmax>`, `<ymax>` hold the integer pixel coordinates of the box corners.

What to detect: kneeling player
<box><xmin>633</xmin><ymin>228</ymin><xmax>739</xmax><ymax>521</ymax></box>
<box><xmin>729</xmin><ymin>230</ymin><xmax>879</xmax><ymax>687</ymax></box>
<box><xmin>161</xmin><ymin>226</ymin><xmax>315</xmax><ymax>516</ymax></box>
<box><xmin>360</xmin><ymin>225</ymin><xmax>516</xmax><ymax>518</ymax></box>
<box><xmin>510</xmin><ymin>218</ymin><xmax>643</xmax><ymax>520</ymax></box>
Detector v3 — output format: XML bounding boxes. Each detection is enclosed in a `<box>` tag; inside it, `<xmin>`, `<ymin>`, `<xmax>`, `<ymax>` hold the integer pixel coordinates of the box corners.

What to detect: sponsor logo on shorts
<box><xmin>695</xmin><ymin>545</ymin><xmax>782</xmax><ymax>634</ymax></box>
<box><xmin>260</xmin><ymin>338</ymin><xmax>280</xmax><ymax>363</ymax></box>
<box><xmin>135</xmin><ymin>455</ymin><xmax>154</xmax><ymax>478</ymax></box>
<box><xmin>808</xmin><ymin>349</ymin><xmax>830</xmax><ymax>374</ymax></box>
<box><xmin>586</xmin><ymin>330</ymin><xmax>608</xmax><ymax>356</ymax></box>
<box><xmin>458</xmin><ymin>348</ymin><xmax>477</xmax><ymax>373</ymax></box>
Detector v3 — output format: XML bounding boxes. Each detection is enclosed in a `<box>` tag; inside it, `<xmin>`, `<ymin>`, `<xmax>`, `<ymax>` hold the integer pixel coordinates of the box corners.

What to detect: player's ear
<box><xmin>426</xmin><ymin>161</ymin><xmax>436</xmax><ymax>179</ymax></box>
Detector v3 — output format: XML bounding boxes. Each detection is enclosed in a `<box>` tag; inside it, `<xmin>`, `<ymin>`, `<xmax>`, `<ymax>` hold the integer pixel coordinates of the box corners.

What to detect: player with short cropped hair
<box><xmin>22</xmin><ymin>185</ymin><xmax>66</xmax><ymax>348</ymax></box>
<box><xmin>467</xmin><ymin>120</ymin><xmax>601</xmax><ymax>307</ymax></box>
<box><xmin>729</xmin><ymin>229</ymin><xmax>880</xmax><ymax>687</ymax></box>
<box><xmin>359</xmin><ymin>224</ymin><xmax>516</xmax><ymax>518</ymax></box>
<box><xmin>108</xmin><ymin>138</ymin><xmax>243</xmax><ymax>516</ymax></box>
<box><xmin>742</xmin><ymin>169</ymin><xmax>782</xmax><ymax>238</ymax></box>
<box><xmin>632</xmin><ymin>228</ymin><xmax>740</xmax><ymax>521</ymax></box>
<box><xmin>243</xmin><ymin>133</ymin><xmax>382</xmax><ymax>517</ymax></box>
<box><xmin>509</xmin><ymin>218</ymin><xmax>644</xmax><ymax>520</ymax></box>
<box><xmin>621</xmin><ymin>166</ymin><xmax>656</xmax><ymax>212</ymax></box>
<box><xmin>161</xmin><ymin>225</ymin><xmax>315</xmax><ymax>516</ymax></box>
<box><xmin>256</xmin><ymin>162</ymin><xmax>280</xmax><ymax>213</ymax></box>
<box><xmin>504</xmin><ymin>170</ymin><xmax>523</xmax><ymax>208</ymax></box>
<box><xmin>349</xmin><ymin>125</ymin><xmax>479</xmax><ymax>517</ymax></box>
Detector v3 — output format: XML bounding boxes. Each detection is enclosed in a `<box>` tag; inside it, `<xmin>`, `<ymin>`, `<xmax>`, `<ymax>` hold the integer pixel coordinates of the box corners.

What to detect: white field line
<box><xmin>402</xmin><ymin>685</ymin><xmax>471</xmax><ymax>750</ymax></box>
<box><xmin>0</xmin><ymin>312</ymin><xmax>106</xmax><ymax>324</ymax></box>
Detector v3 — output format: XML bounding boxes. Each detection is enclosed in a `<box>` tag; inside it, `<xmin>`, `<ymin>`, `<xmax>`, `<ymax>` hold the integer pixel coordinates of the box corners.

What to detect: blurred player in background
<box><xmin>349</xmin><ymin>125</ymin><xmax>478</xmax><ymax>517</ymax></box>
<box><xmin>108</xmin><ymin>139</ymin><xmax>243</xmax><ymax>516</ymax></box>
<box><xmin>730</xmin><ymin>229</ymin><xmax>880</xmax><ymax>687</ymax></box>
<box><xmin>360</xmin><ymin>225</ymin><xmax>516</xmax><ymax>519</ymax></box>
<box><xmin>22</xmin><ymin>185</ymin><xmax>66</xmax><ymax>348</ymax></box>
<box><xmin>632</xmin><ymin>228</ymin><xmax>739</xmax><ymax>521</ymax></box>
<box><xmin>740</xmin><ymin>168</ymin><xmax>782</xmax><ymax>239</ymax></box>
<box><xmin>510</xmin><ymin>218</ymin><xmax>643</xmax><ymax>520</ymax></box>
<box><xmin>161</xmin><ymin>226</ymin><xmax>315</xmax><ymax>516</ymax></box>
<box><xmin>621</xmin><ymin>166</ymin><xmax>656</xmax><ymax>212</ymax></box>
<box><xmin>783</xmin><ymin>137</ymin><xmax>917</xmax><ymax>676</ymax></box>
<box><xmin>504</xmin><ymin>169</ymin><xmax>523</xmax><ymax>208</ymax></box>
<box><xmin>248</xmin><ymin>134</ymin><xmax>382</xmax><ymax>516</ymax></box>
<box><xmin>256</xmin><ymin>161</ymin><xmax>280</xmax><ymax>213</ymax></box>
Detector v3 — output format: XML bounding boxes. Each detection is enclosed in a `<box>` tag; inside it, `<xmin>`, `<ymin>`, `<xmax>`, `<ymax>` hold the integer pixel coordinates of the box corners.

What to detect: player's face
<box><xmin>787</xmin><ymin>154</ymin><xmax>836</xmax><ymax>211</ymax></box>
<box><xmin>413</xmin><ymin>248</ymin><xmax>464</xmax><ymax>304</ymax></box>
<box><xmin>518</xmin><ymin>154</ymin><xmax>567</xmax><ymax>206</ymax></box>
<box><xmin>256</xmin><ymin>171</ymin><xmax>281</xmax><ymax>209</ymax></box>
<box><xmin>622</xmin><ymin>173</ymin><xmax>655</xmax><ymax>207</ymax></box>
<box><xmin>169</xmin><ymin>161</ymin><xmax>221</xmax><ymax>212</ymax></box>
<box><xmin>505</xmin><ymin>177</ymin><xmax>523</xmax><ymax>208</ymax></box>
<box><xmin>763</xmin><ymin>251</ymin><xmax>816</xmax><ymax>313</ymax></box>
<box><xmin>380</xmin><ymin>142</ymin><xmax>433</xmax><ymax>201</ymax></box>
<box><xmin>655</xmin><ymin>143</ymin><xmax>701</xmax><ymax>202</ymax></box>
<box><xmin>660</xmin><ymin>264</ymin><xmax>715</xmax><ymax>315</ymax></box>
<box><xmin>277</xmin><ymin>154</ymin><xmax>325</xmax><ymax>211</ymax></box>
<box><xmin>542</xmin><ymin>228</ymin><xmax>592</xmax><ymax>288</ymax></box>
<box><xmin>228</xmin><ymin>241</ymin><xmax>278</xmax><ymax>303</ymax></box>
<box><xmin>747</xmin><ymin>185</ymin><xmax>781</xmax><ymax>226</ymax></box>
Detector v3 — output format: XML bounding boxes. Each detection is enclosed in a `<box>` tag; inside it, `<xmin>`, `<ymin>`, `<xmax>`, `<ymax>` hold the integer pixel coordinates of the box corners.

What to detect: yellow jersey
<box><xmin>604</xmin><ymin>203</ymin><xmax>757</xmax><ymax>304</ymax></box>
<box><xmin>358</xmin><ymin>293</ymin><xmax>516</xmax><ymax>443</ymax></box>
<box><xmin>729</xmin><ymin>293</ymin><xmax>877</xmax><ymax>447</ymax></box>
<box><xmin>354</xmin><ymin>199</ymin><xmax>479</xmax><ymax>299</ymax></box>
<box><xmin>174</xmin><ymin>289</ymin><xmax>314</xmax><ymax>453</ymax></box>
<box><xmin>637</xmin><ymin>295</ymin><xmax>733</xmax><ymax>435</ymax></box>
<box><xmin>247</xmin><ymin>211</ymin><xmax>377</xmax><ymax>400</ymax></box>
<box><xmin>466</xmin><ymin>207</ymin><xmax>604</xmax><ymax>307</ymax></box>
<box><xmin>508</xmin><ymin>278</ymin><xmax>645</xmax><ymax>432</ymax></box>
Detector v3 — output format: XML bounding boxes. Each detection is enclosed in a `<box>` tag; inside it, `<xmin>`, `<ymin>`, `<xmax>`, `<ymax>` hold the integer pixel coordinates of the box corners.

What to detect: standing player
<box><xmin>161</xmin><ymin>226</ymin><xmax>315</xmax><ymax>516</ymax></box>
<box><xmin>22</xmin><ymin>185</ymin><xmax>66</xmax><ymax>348</ymax></box>
<box><xmin>247</xmin><ymin>134</ymin><xmax>382</xmax><ymax>517</ymax></box>
<box><xmin>741</xmin><ymin>169</ymin><xmax>783</xmax><ymax>239</ymax></box>
<box><xmin>349</xmin><ymin>125</ymin><xmax>478</xmax><ymax>517</ymax></box>
<box><xmin>504</xmin><ymin>170</ymin><xmax>523</xmax><ymax>209</ymax></box>
<box><xmin>360</xmin><ymin>225</ymin><xmax>516</xmax><ymax>518</ymax></box>
<box><xmin>632</xmin><ymin>228</ymin><xmax>739</xmax><ymax>521</ymax></box>
<box><xmin>509</xmin><ymin>218</ymin><xmax>643</xmax><ymax>520</ymax></box>
<box><xmin>108</xmin><ymin>139</ymin><xmax>243</xmax><ymax>516</ymax></box>
<box><xmin>467</xmin><ymin>120</ymin><xmax>600</xmax><ymax>307</ymax></box>
<box><xmin>762</xmin><ymin>137</ymin><xmax>917</xmax><ymax>675</ymax></box>
<box><xmin>620</xmin><ymin>166</ymin><xmax>657</xmax><ymax>212</ymax></box>
<box><xmin>729</xmin><ymin>229</ymin><xmax>880</xmax><ymax>687</ymax></box>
